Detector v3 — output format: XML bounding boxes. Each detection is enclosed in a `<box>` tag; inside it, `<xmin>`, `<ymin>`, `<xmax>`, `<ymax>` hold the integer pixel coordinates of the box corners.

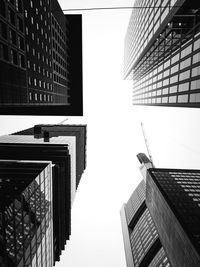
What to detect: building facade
<box><xmin>0</xmin><ymin>124</ymin><xmax>87</xmax><ymax>265</ymax></box>
<box><xmin>146</xmin><ymin>168</ymin><xmax>200</xmax><ymax>267</ymax></box>
<box><xmin>0</xmin><ymin>160</ymin><xmax>53</xmax><ymax>267</ymax></box>
<box><xmin>120</xmin><ymin>180</ymin><xmax>171</xmax><ymax>267</ymax></box>
<box><xmin>0</xmin><ymin>0</ymin><xmax>82</xmax><ymax>115</ymax></box>
<box><xmin>124</xmin><ymin>0</ymin><xmax>200</xmax><ymax>107</ymax></box>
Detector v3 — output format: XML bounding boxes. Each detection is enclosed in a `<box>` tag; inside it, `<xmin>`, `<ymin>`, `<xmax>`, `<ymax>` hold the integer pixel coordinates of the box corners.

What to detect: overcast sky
<box><xmin>1</xmin><ymin>1</ymin><xmax>200</xmax><ymax>266</ymax></box>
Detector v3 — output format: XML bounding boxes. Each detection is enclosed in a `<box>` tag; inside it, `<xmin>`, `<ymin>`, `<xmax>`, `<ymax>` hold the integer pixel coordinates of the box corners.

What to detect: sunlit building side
<box><xmin>124</xmin><ymin>0</ymin><xmax>200</xmax><ymax>107</ymax></box>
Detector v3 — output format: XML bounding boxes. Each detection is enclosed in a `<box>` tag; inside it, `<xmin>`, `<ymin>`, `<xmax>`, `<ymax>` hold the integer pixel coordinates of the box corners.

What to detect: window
<box><xmin>10</xmin><ymin>49</ymin><xmax>18</xmax><ymax>65</ymax></box>
<box><xmin>0</xmin><ymin>21</ymin><xmax>7</xmax><ymax>39</ymax></box>
<box><xmin>18</xmin><ymin>36</ymin><xmax>24</xmax><ymax>50</ymax></box>
<box><xmin>178</xmin><ymin>94</ymin><xmax>188</xmax><ymax>103</ymax></box>
<box><xmin>0</xmin><ymin>43</ymin><xmax>8</xmax><ymax>61</ymax></box>
<box><xmin>17</xmin><ymin>16</ymin><xmax>23</xmax><ymax>32</ymax></box>
<box><xmin>19</xmin><ymin>53</ymin><xmax>25</xmax><ymax>68</ymax></box>
<box><xmin>16</xmin><ymin>0</ymin><xmax>23</xmax><ymax>13</ymax></box>
<box><xmin>8</xmin><ymin>8</ymin><xmax>15</xmax><ymax>26</ymax></box>
<box><xmin>9</xmin><ymin>29</ymin><xmax>17</xmax><ymax>45</ymax></box>
<box><xmin>0</xmin><ymin>1</ymin><xmax>6</xmax><ymax>17</ymax></box>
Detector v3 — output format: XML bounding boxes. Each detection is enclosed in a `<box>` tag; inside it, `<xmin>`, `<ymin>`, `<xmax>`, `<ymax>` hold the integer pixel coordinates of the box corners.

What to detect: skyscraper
<box><xmin>0</xmin><ymin>160</ymin><xmax>53</xmax><ymax>267</ymax></box>
<box><xmin>0</xmin><ymin>0</ymin><xmax>82</xmax><ymax>115</ymax></box>
<box><xmin>124</xmin><ymin>0</ymin><xmax>200</xmax><ymax>107</ymax></box>
<box><xmin>146</xmin><ymin>168</ymin><xmax>200</xmax><ymax>266</ymax></box>
<box><xmin>121</xmin><ymin>153</ymin><xmax>200</xmax><ymax>267</ymax></box>
<box><xmin>120</xmin><ymin>179</ymin><xmax>171</xmax><ymax>267</ymax></box>
<box><xmin>0</xmin><ymin>124</ymin><xmax>87</xmax><ymax>265</ymax></box>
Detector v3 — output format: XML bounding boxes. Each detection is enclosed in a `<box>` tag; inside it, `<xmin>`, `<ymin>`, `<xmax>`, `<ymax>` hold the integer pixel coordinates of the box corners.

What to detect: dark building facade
<box><xmin>0</xmin><ymin>124</ymin><xmax>87</xmax><ymax>265</ymax></box>
<box><xmin>0</xmin><ymin>160</ymin><xmax>53</xmax><ymax>267</ymax></box>
<box><xmin>0</xmin><ymin>0</ymin><xmax>82</xmax><ymax>115</ymax></box>
<box><xmin>146</xmin><ymin>168</ymin><xmax>200</xmax><ymax>267</ymax></box>
<box><xmin>120</xmin><ymin>180</ymin><xmax>171</xmax><ymax>267</ymax></box>
<box><xmin>124</xmin><ymin>0</ymin><xmax>200</xmax><ymax>107</ymax></box>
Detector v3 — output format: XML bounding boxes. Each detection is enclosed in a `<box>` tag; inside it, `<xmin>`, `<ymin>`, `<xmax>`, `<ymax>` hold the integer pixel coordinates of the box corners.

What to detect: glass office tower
<box><xmin>0</xmin><ymin>124</ymin><xmax>87</xmax><ymax>265</ymax></box>
<box><xmin>0</xmin><ymin>0</ymin><xmax>82</xmax><ymax>115</ymax></box>
<box><xmin>146</xmin><ymin>168</ymin><xmax>200</xmax><ymax>267</ymax></box>
<box><xmin>0</xmin><ymin>160</ymin><xmax>53</xmax><ymax>267</ymax></box>
<box><xmin>120</xmin><ymin>180</ymin><xmax>170</xmax><ymax>267</ymax></box>
<box><xmin>124</xmin><ymin>0</ymin><xmax>200</xmax><ymax>107</ymax></box>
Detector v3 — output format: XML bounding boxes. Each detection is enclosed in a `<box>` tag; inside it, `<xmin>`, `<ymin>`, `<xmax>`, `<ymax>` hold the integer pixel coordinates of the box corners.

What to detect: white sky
<box><xmin>1</xmin><ymin>0</ymin><xmax>200</xmax><ymax>266</ymax></box>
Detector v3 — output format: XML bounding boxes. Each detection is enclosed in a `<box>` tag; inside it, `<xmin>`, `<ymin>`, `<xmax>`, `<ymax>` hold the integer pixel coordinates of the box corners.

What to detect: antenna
<box><xmin>141</xmin><ymin>122</ymin><xmax>155</xmax><ymax>167</ymax></box>
<box><xmin>59</xmin><ymin>118</ymin><xmax>68</xmax><ymax>124</ymax></box>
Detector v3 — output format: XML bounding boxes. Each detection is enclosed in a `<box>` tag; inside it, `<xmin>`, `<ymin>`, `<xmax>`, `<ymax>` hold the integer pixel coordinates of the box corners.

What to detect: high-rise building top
<box><xmin>0</xmin><ymin>124</ymin><xmax>87</xmax><ymax>265</ymax></box>
<box><xmin>124</xmin><ymin>0</ymin><xmax>200</xmax><ymax>107</ymax></box>
<box><xmin>0</xmin><ymin>0</ymin><xmax>82</xmax><ymax>115</ymax></box>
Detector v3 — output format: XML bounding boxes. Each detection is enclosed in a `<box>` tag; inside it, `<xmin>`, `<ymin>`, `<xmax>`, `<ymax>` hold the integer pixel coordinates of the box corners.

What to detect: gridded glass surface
<box><xmin>124</xmin><ymin>0</ymin><xmax>179</xmax><ymax>78</ymax></box>
<box><xmin>125</xmin><ymin>179</ymin><xmax>146</xmax><ymax>224</ymax></box>
<box><xmin>148</xmin><ymin>247</ymin><xmax>170</xmax><ymax>267</ymax></box>
<box><xmin>0</xmin><ymin>164</ymin><xmax>53</xmax><ymax>267</ymax></box>
<box><xmin>132</xmin><ymin>31</ymin><xmax>200</xmax><ymax>106</ymax></box>
<box><xmin>151</xmin><ymin>169</ymin><xmax>200</xmax><ymax>253</ymax></box>
<box><xmin>130</xmin><ymin>208</ymin><xmax>158</xmax><ymax>266</ymax></box>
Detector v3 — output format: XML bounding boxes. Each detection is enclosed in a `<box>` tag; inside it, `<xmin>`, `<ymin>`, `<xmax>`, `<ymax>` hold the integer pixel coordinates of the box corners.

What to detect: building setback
<box><xmin>0</xmin><ymin>124</ymin><xmax>87</xmax><ymax>265</ymax></box>
<box><xmin>124</xmin><ymin>0</ymin><xmax>200</xmax><ymax>107</ymax></box>
<box><xmin>0</xmin><ymin>0</ymin><xmax>82</xmax><ymax>115</ymax></box>
<box><xmin>0</xmin><ymin>160</ymin><xmax>53</xmax><ymax>267</ymax></box>
<box><xmin>121</xmin><ymin>153</ymin><xmax>200</xmax><ymax>267</ymax></box>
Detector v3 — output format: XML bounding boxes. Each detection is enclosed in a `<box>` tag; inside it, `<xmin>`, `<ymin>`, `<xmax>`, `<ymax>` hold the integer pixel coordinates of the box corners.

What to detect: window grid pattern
<box><xmin>0</xmin><ymin>165</ymin><xmax>53</xmax><ymax>267</ymax></box>
<box><xmin>52</xmin><ymin>15</ymin><xmax>69</xmax><ymax>104</ymax></box>
<box><xmin>126</xmin><ymin>179</ymin><xmax>146</xmax><ymax>224</ymax></box>
<box><xmin>132</xmin><ymin>31</ymin><xmax>200</xmax><ymax>106</ymax></box>
<box><xmin>0</xmin><ymin>0</ymin><xmax>25</xmax><ymax>68</ymax></box>
<box><xmin>24</xmin><ymin>0</ymin><xmax>53</xmax><ymax>104</ymax></box>
<box><xmin>130</xmin><ymin>208</ymin><xmax>158</xmax><ymax>266</ymax></box>
<box><xmin>151</xmin><ymin>169</ymin><xmax>200</xmax><ymax>253</ymax></box>
<box><xmin>124</xmin><ymin>0</ymin><xmax>179</xmax><ymax>78</ymax></box>
<box><xmin>149</xmin><ymin>247</ymin><xmax>170</xmax><ymax>267</ymax></box>
<box><xmin>125</xmin><ymin>180</ymin><xmax>170</xmax><ymax>266</ymax></box>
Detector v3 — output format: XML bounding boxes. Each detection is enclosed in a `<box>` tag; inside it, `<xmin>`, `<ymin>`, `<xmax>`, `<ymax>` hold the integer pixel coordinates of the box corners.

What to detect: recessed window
<box><xmin>0</xmin><ymin>1</ymin><xmax>6</xmax><ymax>17</ymax></box>
<box><xmin>17</xmin><ymin>16</ymin><xmax>23</xmax><ymax>32</ymax></box>
<box><xmin>0</xmin><ymin>43</ymin><xmax>8</xmax><ymax>61</ymax></box>
<box><xmin>34</xmin><ymin>78</ymin><xmax>37</xmax><ymax>86</ymax></box>
<box><xmin>30</xmin><ymin>0</ymin><xmax>33</xmax><ymax>8</ymax></box>
<box><xmin>8</xmin><ymin>8</ymin><xmax>15</xmax><ymax>26</ymax></box>
<box><xmin>18</xmin><ymin>36</ymin><xmax>24</xmax><ymax>50</ymax></box>
<box><xmin>31</xmin><ymin>17</ymin><xmax>34</xmax><ymax>24</ymax></box>
<box><xmin>10</xmin><ymin>49</ymin><xmax>18</xmax><ymax>65</ymax></box>
<box><xmin>9</xmin><ymin>29</ymin><xmax>17</xmax><ymax>45</ymax></box>
<box><xmin>32</xmin><ymin>33</ymin><xmax>34</xmax><ymax>40</ymax></box>
<box><xmin>16</xmin><ymin>0</ymin><xmax>23</xmax><ymax>13</ymax></box>
<box><xmin>19</xmin><ymin>53</ymin><xmax>25</xmax><ymax>68</ymax></box>
<box><xmin>0</xmin><ymin>21</ymin><xmax>7</xmax><ymax>40</ymax></box>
